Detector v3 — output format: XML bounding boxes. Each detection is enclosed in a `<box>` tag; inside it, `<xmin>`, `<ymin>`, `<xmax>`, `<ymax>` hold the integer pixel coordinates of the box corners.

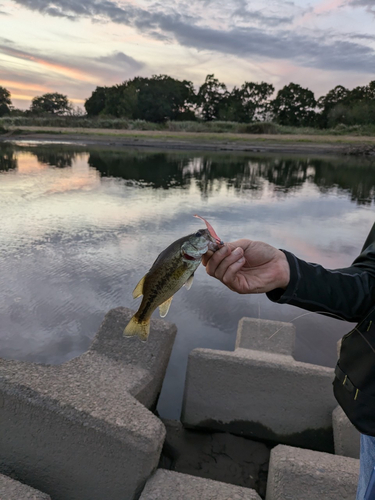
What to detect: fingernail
<box><xmin>233</xmin><ymin>247</ymin><xmax>242</xmax><ymax>256</ymax></box>
<box><xmin>238</xmin><ymin>257</ymin><xmax>245</xmax><ymax>264</ymax></box>
<box><xmin>218</xmin><ymin>246</ymin><xmax>228</xmax><ymax>255</ymax></box>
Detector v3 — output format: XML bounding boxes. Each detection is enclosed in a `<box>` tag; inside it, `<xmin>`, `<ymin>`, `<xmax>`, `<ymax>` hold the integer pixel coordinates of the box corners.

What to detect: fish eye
<box><xmin>195</xmin><ymin>230</ymin><xmax>203</xmax><ymax>237</ymax></box>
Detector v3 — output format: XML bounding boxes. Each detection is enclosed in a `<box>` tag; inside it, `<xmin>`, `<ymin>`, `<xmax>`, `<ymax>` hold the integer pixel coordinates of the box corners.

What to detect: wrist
<box><xmin>276</xmin><ymin>250</ymin><xmax>290</xmax><ymax>289</ymax></box>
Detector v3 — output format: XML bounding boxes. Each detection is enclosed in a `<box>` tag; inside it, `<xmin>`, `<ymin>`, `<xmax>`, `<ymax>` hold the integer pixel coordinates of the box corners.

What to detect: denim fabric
<box><xmin>357</xmin><ymin>434</ymin><xmax>375</xmax><ymax>499</ymax></box>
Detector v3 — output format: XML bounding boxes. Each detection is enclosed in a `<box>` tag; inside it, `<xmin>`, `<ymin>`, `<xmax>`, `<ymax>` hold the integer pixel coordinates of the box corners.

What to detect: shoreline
<box><xmin>2</xmin><ymin>126</ymin><xmax>375</xmax><ymax>155</ymax></box>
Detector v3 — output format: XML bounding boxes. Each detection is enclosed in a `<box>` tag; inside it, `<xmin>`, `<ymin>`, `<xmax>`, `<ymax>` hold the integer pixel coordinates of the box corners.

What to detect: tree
<box><xmin>238</xmin><ymin>81</ymin><xmax>274</xmax><ymax>122</ymax></box>
<box><xmin>196</xmin><ymin>74</ymin><xmax>227</xmax><ymax>121</ymax></box>
<box><xmin>317</xmin><ymin>81</ymin><xmax>375</xmax><ymax>128</ymax></box>
<box><xmin>216</xmin><ymin>87</ymin><xmax>243</xmax><ymax>122</ymax></box>
<box><xmin>316</xmin><ymin>85</ymin><xmax>350</xmax><ymax>127</ymax></box>
<box><xmin>85</xmin><ymin>87</ymin><xmax>107</xmax><ymax>116</ymax></box>
<box><xmin>85</xmin><ymin>76</ymin><xmax>196</xmax><ymax>122</ymax></box>
<box><xmin>30</xmin><ymin>93</ymin><xmax>72</xmax><ymax>115</ymax></box>
<box><xmin>0</xmin><ymin>86</ymin><xmax>12</xmax><ymax>116</ymax></box>
<box><xmin>134</xmin><ymin>75</ymin><xmax>195</xmax><ymax>122</ymax></box>
<box><xmin>271</xmin><ymin>83</ymin><xmax>317</xmax><ymax>127</ymax></box>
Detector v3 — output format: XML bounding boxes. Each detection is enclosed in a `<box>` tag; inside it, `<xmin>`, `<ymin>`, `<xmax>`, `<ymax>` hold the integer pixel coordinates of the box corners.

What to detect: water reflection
<box><xmin>0</xmin><ymin>144</ymin><xmax>17</xmax><ymax>171</ymax></box>
<box><xmin>1</xmin><ymin>142</ymin><xmax>374</xmax><ymax>419</ymax></box>
<box><xmin>5</xmin><ymin>144</ymin><xmax>375</xmax><ymax>204</ymax></box>
<box><xmin>33</xmin><ymin>147</ymin><xmax>76</xmax><ymax>169</ymax></box>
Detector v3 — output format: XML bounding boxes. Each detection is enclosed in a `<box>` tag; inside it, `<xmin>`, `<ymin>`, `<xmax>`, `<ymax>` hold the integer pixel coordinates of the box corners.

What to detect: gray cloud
<box><xmin>13</xmin><ymin>0</ymin><xmax>137</xmax><ymax>22</ymax></box>
<box><xmin>345</xmin><ymin>32</ymin><xmax>375</xmax><ymax>41</ymax></box>
<box><xmin>231</xmin><ymin>0</ymin><xmax>295</xmax><ymax>27</ymax></box>
<box><xmin>96</xmin><ymin>51</ymin><xmax>144</xmax><ymax>72</ymax></box>
<box><xmin>348</xmin><ymin>0</ymin><xmax>375</xmax><ymax>7</ymax></box>
<box><xmin>347</xmin><ymin>0</ymin><xmax>375</xmax><ymax>15</ymax></box>
<box><xmin>10</xmin><ymin>0</ymin><xmax>375</xmax><ymax>74</ymax></box>
<box><xmin>238</xmin><ymin>11</ymin><xmax>294</xmax><ymax>26</ymax></box>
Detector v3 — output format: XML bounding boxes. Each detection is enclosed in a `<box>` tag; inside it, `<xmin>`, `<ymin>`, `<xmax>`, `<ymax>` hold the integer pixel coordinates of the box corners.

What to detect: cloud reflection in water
<box><xmin>0</xmin><ymin>142</ymin><xmax>374</xmax><ymax>418</ymax></box>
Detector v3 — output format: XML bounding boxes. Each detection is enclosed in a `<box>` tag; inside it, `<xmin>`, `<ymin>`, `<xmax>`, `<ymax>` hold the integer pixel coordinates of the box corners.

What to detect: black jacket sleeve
<box><xmin>267</xmin><ymin>223</ymin><xmax>375</xmax><ymax>323</ymax></box>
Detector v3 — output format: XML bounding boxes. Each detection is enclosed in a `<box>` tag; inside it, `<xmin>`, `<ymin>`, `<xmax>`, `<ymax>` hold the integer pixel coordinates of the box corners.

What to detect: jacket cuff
<box><xmin>266</xmin><ymin>250</ymin><xmax>301</xmax><ymax>303</ymax></box>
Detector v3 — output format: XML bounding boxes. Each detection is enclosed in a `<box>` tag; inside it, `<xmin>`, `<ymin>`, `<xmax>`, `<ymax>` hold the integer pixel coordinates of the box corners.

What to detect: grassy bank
<box><xmin>1</xmin><ymin>116</ymin><xmax>375</xmax><ymax>136</ymax></box>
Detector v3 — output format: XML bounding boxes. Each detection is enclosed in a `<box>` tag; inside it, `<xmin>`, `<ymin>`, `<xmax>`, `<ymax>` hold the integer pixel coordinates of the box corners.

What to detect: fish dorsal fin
<box><xmin>132</xmin><ymin>275</ymin><xmax>146</xmax><ymax>299</ymax></box>
<box><xmin>159</xmin><ymin>296</ymin><xmax>173</xmax><ymax>318</ymax></box>
<box><xmin>185</xmin><ymin>274</ymin><xmax>194</xmax><ymax>290</ymax></box>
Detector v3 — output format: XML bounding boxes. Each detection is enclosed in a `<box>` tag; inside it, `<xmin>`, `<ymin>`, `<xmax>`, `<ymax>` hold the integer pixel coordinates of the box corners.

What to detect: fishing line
<box><xmin>267</xmin><ymin>310</ymin><xmax>375</xmax><ymax>356</ymax></box>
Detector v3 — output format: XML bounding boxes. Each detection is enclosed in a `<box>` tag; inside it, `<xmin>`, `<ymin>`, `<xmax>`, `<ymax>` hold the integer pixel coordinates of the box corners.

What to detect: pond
<box><xmin>0</xmin><ymin>141</ymin><xmax>374</xmax><ymax>419</ymax></box>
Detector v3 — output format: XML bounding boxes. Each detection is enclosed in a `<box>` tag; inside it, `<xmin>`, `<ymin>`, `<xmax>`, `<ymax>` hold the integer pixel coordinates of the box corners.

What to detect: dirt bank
<box><xmin>2</xmin><ymin>126</ymin><xmax>375</xmax><ymax>155</ymax></box>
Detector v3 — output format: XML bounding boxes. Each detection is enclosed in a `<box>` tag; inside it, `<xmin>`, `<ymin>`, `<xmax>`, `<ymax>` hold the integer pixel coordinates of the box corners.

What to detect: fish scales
<box><xmin>137</xmin><ymin>253</ymin><xmax>191</xmax><ymax>322</ymax></box>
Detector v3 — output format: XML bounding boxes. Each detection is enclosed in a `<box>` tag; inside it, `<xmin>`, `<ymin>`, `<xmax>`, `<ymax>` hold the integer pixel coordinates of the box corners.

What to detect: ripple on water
<box><xmin>1</xmin><ymin>143</ymin><xmax>375</xmax><ymax>418</ymax></box>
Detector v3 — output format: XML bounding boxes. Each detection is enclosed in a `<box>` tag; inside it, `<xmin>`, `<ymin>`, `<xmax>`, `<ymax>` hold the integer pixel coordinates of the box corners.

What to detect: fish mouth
<box><xmin>182</xmin><ymin>252</ymin><xmax>201</xmax><ymax>261</ymax></box>
<box><xmin>194</xmin><ymin>215</ymin><xmax>224</xmax><ymax>246</ymax></box>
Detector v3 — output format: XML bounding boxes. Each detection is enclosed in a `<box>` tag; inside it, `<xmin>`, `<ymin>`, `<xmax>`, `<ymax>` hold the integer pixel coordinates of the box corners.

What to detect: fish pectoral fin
<box><xmin>184</xmin><ymin>274</ymin><xmax>194</xmax><ymax>290</ymax></box>
<box><xmin>132</xmin><ymin>275</ymin><xmax>146</xmax><ymax>299</ymax></box>
<box><xmin>159</xmin><ymin>296</ymin><xmax>173</xmax><ymax>318</ymax></box>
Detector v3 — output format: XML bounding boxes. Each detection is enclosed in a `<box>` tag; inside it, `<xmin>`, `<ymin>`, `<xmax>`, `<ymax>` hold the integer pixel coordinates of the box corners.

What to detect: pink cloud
<box><xmin>314</xmin><ymin>0</ymin><xmax>347</xmax><ymax>15</ymax></box>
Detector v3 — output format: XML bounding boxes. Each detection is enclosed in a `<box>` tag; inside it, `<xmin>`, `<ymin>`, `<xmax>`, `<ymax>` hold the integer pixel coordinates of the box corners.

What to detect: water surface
<box><xmin>1</xmin><ymin>141</ymin><xmax>374</xmax><ymax>418</ymax></box>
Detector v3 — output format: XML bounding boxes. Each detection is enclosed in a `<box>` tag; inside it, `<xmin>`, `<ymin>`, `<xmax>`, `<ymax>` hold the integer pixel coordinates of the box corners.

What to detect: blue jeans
<box><xmin>357</xmin><ymin>434</ymin><xmax>375</xmax><ymax>499</ymax></box>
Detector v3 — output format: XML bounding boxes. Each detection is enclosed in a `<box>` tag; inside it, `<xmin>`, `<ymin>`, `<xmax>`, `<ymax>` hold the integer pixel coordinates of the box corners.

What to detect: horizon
<box><xmin>1</xmin><ymin>0</ymin><xmax>375</xmax><ymax>110</ymax></box>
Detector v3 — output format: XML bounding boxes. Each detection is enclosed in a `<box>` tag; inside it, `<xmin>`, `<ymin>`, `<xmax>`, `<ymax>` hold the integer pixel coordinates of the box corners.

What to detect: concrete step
<box><xmin>0</xmin><ymin>473</ymin><xmax>51</xmax><ymax>500</ymax></box>
<box><xmin>0</xmin><ymin>307</ymin><xmax>176</xmax><ymax>500</ymax></box>
<box><xmin>140</xmin><ymin>469</ymin><xmax>261</xmax><ymax>500</ymax></box>
<box><xmin>182</xmin><ymin>317</ymin><xmax>336</xmax><ymax>452</ymax></box>
<box><xmin>266</xmin><ymin>444</ymin><xmax>359</xmax><ymax>500</ymax></box>
<box><xmin>332</xmin><ymin>405</ymin><xmax>360</xmax><ymax>458</ymax></box>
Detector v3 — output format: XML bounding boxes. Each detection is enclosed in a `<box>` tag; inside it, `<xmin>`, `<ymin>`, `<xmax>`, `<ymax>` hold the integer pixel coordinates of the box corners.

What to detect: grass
<box><xmin>1</xmin><ymin>116</ymin><xmax>375</xmax><ymax>137</ymax></box>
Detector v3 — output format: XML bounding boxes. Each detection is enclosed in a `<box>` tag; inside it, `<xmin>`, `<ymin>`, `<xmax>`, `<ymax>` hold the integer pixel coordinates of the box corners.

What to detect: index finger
<box><xmin>202</xmin><ymin>250</ymin><xmax>214</xmax><ymax>267</ymax></box>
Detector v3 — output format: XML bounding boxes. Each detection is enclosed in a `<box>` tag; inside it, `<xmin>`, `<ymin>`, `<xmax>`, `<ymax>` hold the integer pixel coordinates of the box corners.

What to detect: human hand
<box><xmin>202</xmin><ymin>239</ymin><xmax>290</xmax><ymax>294</ymax></box>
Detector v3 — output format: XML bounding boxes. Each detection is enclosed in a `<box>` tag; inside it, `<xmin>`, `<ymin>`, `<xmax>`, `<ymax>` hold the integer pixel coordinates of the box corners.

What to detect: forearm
<box><xmin>267</xmin><ymin>249</ymin><xmax>375</xmax><ymax>322</ymax></box>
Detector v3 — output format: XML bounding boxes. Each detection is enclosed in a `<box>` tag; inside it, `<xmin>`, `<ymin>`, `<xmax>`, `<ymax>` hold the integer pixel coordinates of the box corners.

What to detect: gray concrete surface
<box><xmin>160</xmin><ymin>419</ymin><xmax>270</xmax><ymax>498</ymax></box>
<box><xmin>182</xmin><ymin>318</ymin><xmax>336</xmax><ymax>451</ymax></box>
<box><xmin>266</xmin><ymin>444</ymin><xmax>359</xmax><ymax>500</ymax></box>
<box><xmin>333</xmin><ymin>406</ymin><xmax>360</xmax><ymax>459</ymax></box>
<box><xmin>0</xmin><ymin>473</ymin><xmax>51</xmax><ymax>500</ymax></box>
<box><xmin>236</xmin><ymin>317</ymin><xmax>295</xmax><ymax>357</ymax></box>
<box><xmin>140</xmin><ymin>470</ymin><xmax>262</xmax><ymax>500</ymax></box>
<box><xmin>0</xmin><ymin>307</ymin><xmax>176</xmax><ymax>500</ymax></box>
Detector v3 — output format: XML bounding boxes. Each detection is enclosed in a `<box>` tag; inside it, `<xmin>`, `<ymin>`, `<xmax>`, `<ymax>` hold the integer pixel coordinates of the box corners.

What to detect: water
<box><xmin>1</xmin><ymin>141</ymin><xmax>374</xmax><ymax>419</ymax></box>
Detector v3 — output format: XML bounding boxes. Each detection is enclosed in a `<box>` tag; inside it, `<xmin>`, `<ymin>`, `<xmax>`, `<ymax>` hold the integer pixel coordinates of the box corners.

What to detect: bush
<box><xmin>243</xmin><ymin>122</ymin><xmax>278</xmax><ymax>134</ymax></box>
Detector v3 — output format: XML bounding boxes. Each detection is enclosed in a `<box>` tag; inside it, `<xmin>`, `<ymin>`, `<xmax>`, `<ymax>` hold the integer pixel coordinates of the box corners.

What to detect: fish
<box><xmin>124</xmin><ymin>216</ymin><xmax>223</xmax><ymax>341</ymax></box>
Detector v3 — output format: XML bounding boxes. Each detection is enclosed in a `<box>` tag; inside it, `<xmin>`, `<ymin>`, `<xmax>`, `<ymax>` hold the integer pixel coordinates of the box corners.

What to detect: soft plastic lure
<box><xmin>194</xmin><ymin>214</ymin><xmax>224</xmax><ymax>246</ymax></box>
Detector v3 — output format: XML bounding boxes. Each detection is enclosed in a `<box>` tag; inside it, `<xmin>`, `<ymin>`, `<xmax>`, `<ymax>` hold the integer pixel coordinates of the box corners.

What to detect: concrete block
<box><xmin>0</xmin><ymin>473</ymin><xmax>51</xmax><ymax>500</ymax></box>
<box><xmin>266</xmin><ymin>444</ymin><xmax>359</xmax><ymax>500</ymax></box>
<box><xmin>0</xmin><ymin>307</ymin><xmax>176</xmax><ymax>500</ymax></box>
<box><xmin>182</xmin><ymin>319</ymin><xmax>336</xmax><ymax>452</ymax></box>
<box><xmin>140</xmin><ymin>470</ymin><xmax>262</xmax><ymax>500</ymax></box>
<box><xmin>160</xmin><ymin>419</ymin><xmax>270</xmax><ymax>497</ymax></box>
<box><xmin>236</xmin><ymin>318</ymin><xmax>295</xmax><ymax>357</ymax></box>
<box><xmin>333</xmin><ymin>406</ymin><xmax>360</xmax><ymax>459</ymax></box>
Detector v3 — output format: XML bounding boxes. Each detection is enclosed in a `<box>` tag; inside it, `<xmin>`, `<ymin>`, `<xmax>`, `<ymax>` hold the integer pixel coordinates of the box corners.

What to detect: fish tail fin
<box><xmin>123</xmin><ymin>316</ymin><xmax>150</xmax><ymax>342</ymax></box>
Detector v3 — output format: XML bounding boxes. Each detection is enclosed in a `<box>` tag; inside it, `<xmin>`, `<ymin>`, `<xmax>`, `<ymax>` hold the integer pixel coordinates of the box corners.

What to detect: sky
<box><xmin>0</xmin><ymin>0</ymin><xmax>375</xmax><ymax>110</ymax></box>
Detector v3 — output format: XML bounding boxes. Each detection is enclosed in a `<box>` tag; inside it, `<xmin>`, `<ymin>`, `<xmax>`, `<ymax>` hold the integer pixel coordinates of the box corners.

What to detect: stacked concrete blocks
<box><xmin>266</xmin><ymin>444</ymin><xmax>359</xmax><ymax>500</ymax></box>
<box><xmin>140</xmin><ymin>470</ymin><xmax>262</xmax><ymax>500</ymax></box>
<box><xmin>182</xmin><ymin>317</ymin><xmax>337</xmax><ymax>451</ymax></box>
<box><xmin>332</xmin><ymin>406</ymin><xmax>360</xmax><ymax>459</ymax></box>
<box><xmin>0</xmin><ymin>473</ymin><xmax>51</xmax><ymax>500</ymax></box>
<box><xmin>0</xmin><ymin>307</ymin><xmax>176</xmax><ymax>500</ymax></box>
<box><xmin>160</xmin><ymin>418</ymin><xmax>270</xmax><ymax>496</ymax></box>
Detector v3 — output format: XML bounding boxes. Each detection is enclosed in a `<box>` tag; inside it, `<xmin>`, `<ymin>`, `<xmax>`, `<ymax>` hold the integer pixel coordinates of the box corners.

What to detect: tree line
<box><xmin>1</xmin><ymin>74</ymin><xmax>375</xmax><ymax>128</ymax></box>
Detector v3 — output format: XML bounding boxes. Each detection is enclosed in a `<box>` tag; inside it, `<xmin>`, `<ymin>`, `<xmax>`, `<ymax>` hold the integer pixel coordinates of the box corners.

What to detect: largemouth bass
<box><xmin>124</xmin><ymin>217</ymin><xmax>223</xmax><ymax>341</ymax></box>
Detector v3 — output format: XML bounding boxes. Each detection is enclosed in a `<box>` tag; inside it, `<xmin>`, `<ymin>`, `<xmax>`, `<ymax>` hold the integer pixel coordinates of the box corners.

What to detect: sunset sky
<box><xmin>1</xmin><ymin>0</ymin><xmax>375</xmax><ymax>110</ymax></box>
